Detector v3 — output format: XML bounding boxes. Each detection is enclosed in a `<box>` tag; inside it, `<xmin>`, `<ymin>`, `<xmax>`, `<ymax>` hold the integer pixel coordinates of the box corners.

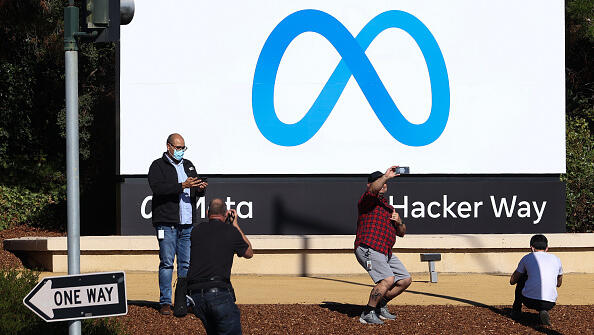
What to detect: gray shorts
<box><xmin>355</xmin><ymin>245</ymin><xmax>410</xmax><ymax>284</ymax></box>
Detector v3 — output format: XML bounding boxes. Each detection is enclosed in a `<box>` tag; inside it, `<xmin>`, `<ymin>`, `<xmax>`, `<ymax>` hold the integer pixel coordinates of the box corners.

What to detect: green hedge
<box><xmin>563</xmin><ymin>117</ymin><xmax>594</xmax><ymax>232</ymax></box>
<box><xmin>0</xmin><ymin>268</ymin><xmax>40</xmax><ymax>334</ymax></box>
<box><xmin>0</xmin><ymin>268</ymin><xmax>126</xmax><ymax>335</ymax></box>
<box><xmin>0</xmin><ymin>185</ymin><xmax>65</xmax><ymax>231</ymax></box>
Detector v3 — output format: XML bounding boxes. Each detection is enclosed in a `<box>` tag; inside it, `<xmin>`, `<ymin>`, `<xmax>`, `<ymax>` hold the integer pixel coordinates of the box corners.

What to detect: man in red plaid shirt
<box><xmin>354</xmin><ymin>166</ymin><xmax>411</xmax><ymax>324</ymax></box>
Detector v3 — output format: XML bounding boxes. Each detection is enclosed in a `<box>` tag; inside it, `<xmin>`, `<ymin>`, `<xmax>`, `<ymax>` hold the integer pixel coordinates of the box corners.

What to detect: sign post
<box><xmin>64</xmin><ymin>3</ymin><xmax>82</xmax><ymax>332</ymax></box>
<box><xmin>63</xmin><ymin>2</ymin><xmax>134</xmax><ymax>333</ymax></box>
<box><xmin>23</xmin><ymin>272</ymin><xmax>127</xmax><ymax>322</ymax></box>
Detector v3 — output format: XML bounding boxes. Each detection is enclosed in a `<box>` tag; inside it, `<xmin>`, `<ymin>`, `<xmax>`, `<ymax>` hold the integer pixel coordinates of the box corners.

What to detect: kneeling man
<box><xmin>510</xmin><ymin>234</ymin><xmax>563</xmax><ymax>325</ymax></box>
<box><xmin>187</xmin><ymin>199</ymin><xmax>254</xmax><ymax>334</ymax></box>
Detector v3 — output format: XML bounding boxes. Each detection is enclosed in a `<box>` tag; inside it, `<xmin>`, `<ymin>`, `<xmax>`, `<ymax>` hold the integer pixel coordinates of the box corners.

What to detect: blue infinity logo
<box><xmin>252</xmin><ymin>10</ymin><xmax>450</xmax><ymax>147</ymax></box>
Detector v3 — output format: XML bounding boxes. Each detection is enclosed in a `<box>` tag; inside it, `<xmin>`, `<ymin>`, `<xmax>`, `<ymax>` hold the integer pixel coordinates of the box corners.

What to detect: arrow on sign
<box><xmin>23</xmin><ymin>271</ymin><xmax>127</xmax><ymax>322</ymax></box>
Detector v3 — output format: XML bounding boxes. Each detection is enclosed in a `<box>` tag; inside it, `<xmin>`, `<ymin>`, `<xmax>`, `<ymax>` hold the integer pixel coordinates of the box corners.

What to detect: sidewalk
<box><xmin>42</xmin><ymin>272</ymin><xmax>594</xmax><ymax>306</ymax></box>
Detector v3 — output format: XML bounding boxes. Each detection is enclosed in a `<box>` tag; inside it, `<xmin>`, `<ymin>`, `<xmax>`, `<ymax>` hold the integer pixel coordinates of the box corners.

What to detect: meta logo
<box><xmin>252</xmin><ymin>10</ymin><xmax>450</xmax><ymax>147</ymax></box>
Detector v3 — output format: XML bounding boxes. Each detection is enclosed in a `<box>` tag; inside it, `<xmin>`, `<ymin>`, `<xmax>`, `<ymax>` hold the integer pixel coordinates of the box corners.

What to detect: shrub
<box><xmin>0</xmin><ymin>185</ymin><xmax>65</xmax><ymax>231</ymax></box>
<box><xmin>81</xmin><ymin>318</ymin><xmax>127</xmax><ymax>335</ymax></box>
<box><xmin>563</xmin><ymin>117</ymin><xmax>594</xmax><ymax>232</ymax></box>
<box><xmin>0</xmin><ymin>268</ymin><xmax>40</xmax><ymax>334</ymax></box>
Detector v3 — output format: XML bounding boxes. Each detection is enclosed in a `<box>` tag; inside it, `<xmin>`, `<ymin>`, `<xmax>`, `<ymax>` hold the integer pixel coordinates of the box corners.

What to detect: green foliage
<box><xmin>0</xmin><ymin>1</ymin><xmax>117</xmax><ymax>233</ymax></box>
<box><xmin>567</xmin><ymin>0</ymin><xmax>594</xmax><ymax>42</ymax></box>
<box><xmin>0</xmin><ymin>268</ymin><xmax>40</xmax><ymax>335</ymax></box>
<box><xmin>0</xmin><ymin>0</ymin><xmax>66</xmax><ymax>190</ymax></box>
<box><xmin>0</xmin><ymin>269</ymin><xmax>126</xmax><ymax>335</ymax></box>
<box><xmin>564</xmin><ymin>1</ymin><xmax>594</xmax><ymax>233</ymax></box>
<box><xmin>0</xmin><ymin>185</ymin><xmax>65</xmax><ymax>231</ymax></box>
<box><xmin>0</xmin><ymin>0</ymin><xmax>115</xmax><ymax>186</ymax></box>
<box><xmin>82</xmin><ymin>318</ymin><xmax>127</xmax><ymax>335</ymax></box>
<box><xmin>566</xmin><ymin>0</ymin><xmax>594</xmax><ymax>127</ymax></box>
<box><xmin>563</xmin><ymin>117</ymin><xmax>594</xmax><ymax>232</ymax></box>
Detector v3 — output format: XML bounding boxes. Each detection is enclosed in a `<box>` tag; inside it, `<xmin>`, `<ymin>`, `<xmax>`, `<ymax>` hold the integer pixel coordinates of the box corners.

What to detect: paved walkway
<box><xmin>41</xmin><ymin>272</ymin><xmax>594</xmax><ymax>306</ymax></box>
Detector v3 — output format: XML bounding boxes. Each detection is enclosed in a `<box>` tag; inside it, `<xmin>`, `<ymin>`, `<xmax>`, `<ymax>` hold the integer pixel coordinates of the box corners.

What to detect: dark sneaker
<box><xmin>359</xmin><ymin>310</ymin><xmax>384</xmax><ymax>324</ymax></box>
<box><xmin>378</xmin><ymin>307</ymin><xmax>396</xmax><ymax>320</ymax></box>
<box><xmin>510</xmin><ymin>310</ymin><xmax>522</xmax><ymax>321</ymax></box>
<box><xmin>159</xmin><ymin>304</ymin><xmax>172</xmax><ymax>315</ymax></box>
<box><xmin>539</xmin><ymin>310</ymin><xmax>551</xmax><ymax>326</ymax></box>
<box><xmin>173</xmin><ymin>277</ymin><xmax>188</xmax><ymax>317</ymax></box>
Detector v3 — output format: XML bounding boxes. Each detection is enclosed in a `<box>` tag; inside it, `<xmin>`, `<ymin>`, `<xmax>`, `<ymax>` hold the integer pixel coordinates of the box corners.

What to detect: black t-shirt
<box><xmin>187</xmin><ymin>219</ymin><xmax>249</xmax><ymax>289</ymax></box>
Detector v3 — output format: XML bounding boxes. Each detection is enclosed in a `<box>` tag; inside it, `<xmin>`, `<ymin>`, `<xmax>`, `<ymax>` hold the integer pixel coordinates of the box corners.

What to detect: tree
<box><xmin>0</xmin><ymin>0</ymin><xmax>116</xmax><ymax>233</ymax></box>
<box><xmin>564</xmin><ymin>0</ymin><xmax>594</xmax><ymax>232</ymax></box>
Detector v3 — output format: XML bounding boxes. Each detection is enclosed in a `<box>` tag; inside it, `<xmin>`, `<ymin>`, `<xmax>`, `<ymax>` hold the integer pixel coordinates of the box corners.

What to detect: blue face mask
<box><xmin>172</xmin><ymin>149</ymin><xmax>184</xmax><ymax>161</ymax></box>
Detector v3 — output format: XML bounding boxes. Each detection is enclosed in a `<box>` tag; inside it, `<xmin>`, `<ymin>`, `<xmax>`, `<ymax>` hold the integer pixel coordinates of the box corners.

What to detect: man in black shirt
<box><xmin>187</xmin><ymin>198</ymin><xmax>254</xmax><ymax>334</ymax></box>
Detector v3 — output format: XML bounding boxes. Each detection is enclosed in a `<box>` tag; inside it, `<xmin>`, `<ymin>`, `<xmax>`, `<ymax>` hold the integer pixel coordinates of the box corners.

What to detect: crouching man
<box><xmin>354</xmin><ymin>167</ymin><xmax>412</xmax><ymax>324</ymax></box>
<box><xmin>186</xmin><ymin>198</ymin><xmax>254</xmax><ymax>334</ymax></box>
<box><xmin>510</xmin><ymin>234</ymin><xmax>563</xmax><ymax>325</ymax></box>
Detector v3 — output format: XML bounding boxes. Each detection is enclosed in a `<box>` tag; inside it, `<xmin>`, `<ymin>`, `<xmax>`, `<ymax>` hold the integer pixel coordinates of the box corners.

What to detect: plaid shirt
<box><xmin>354</xmin><ymin>191</ymin><xmax>396</xmax><ymax>256</ymax></box>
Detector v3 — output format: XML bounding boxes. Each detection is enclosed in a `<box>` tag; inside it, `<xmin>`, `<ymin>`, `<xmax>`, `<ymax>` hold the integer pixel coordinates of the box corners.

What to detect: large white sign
<box><xmin>120</xmin><ymin>0</ymin><xmax>565</xmax><ymax>174</ymax></box>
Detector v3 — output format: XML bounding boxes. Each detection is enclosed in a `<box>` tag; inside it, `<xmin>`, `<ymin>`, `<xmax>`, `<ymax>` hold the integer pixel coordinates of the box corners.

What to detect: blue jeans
<box><xmin>156</xmin><ymin>224</ymin><xmax>193</xmax><ymax>305</ymax></box>
<box><xmin>190</xmin><ymin>289</ymin><xmax>242</xmax><ymax>335</ymax></box>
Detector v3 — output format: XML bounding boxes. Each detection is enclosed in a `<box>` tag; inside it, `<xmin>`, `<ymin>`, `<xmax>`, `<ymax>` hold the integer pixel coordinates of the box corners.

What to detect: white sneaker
<box><xmin>378</xmin><ymin>307</ymin><xmax>396</xmax><ymax>320</ymax></box>
<box><xmin>359</xmin><ymin>310</ymin><xmax>384</xmax><ymax>324</ymax></box>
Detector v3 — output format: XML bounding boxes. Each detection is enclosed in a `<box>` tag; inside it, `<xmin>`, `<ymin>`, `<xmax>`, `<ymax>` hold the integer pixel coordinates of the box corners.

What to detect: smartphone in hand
<box><xmin>394</xmin><ymin>167</ymin><xmax>410</xmax><ymax>174</ymax></box>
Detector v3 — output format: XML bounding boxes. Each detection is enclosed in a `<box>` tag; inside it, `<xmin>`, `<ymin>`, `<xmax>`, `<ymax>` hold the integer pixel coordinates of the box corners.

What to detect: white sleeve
<box><xmin>557</xmin><ymin>257</ymin><xmax>563</xmax><ymax>275</ymax></box>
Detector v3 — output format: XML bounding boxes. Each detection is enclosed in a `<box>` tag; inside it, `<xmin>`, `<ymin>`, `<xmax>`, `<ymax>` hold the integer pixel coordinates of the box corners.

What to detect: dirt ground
<box><xmin>3</xmin><ymin>226</ymin><xmax>594</xmax><ymax>334</ymax></box>
<box><xmin>120</xmin><ymin>304</ymin><xmax>594</xmax><ymax>335</ymax></box>
<box><xmin>119</xmin><ymin>272</ymin><xmax>594</xmax><ymax>334</ymax></box>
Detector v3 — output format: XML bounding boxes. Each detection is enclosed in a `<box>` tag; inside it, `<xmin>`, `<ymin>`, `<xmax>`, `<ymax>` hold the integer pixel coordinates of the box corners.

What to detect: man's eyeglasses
<box><xmin>168</xmin><ymin>142</ymin><xmax>187</xmax><ymax>151</ymax></box>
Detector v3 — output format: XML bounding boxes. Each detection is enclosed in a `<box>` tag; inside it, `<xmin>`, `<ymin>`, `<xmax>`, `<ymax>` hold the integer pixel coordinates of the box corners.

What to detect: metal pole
<box><xmin>65</xmin><ymin>2</ymin><xmax>81</xmax><ymax>334</ymax></box>
<box><xmin>65</xmin><ymin>49</ymin><xmax>81</xmax><ymax>335</ymax></box>
<box><xmin>65</xmin><ymin>49</ymin><xmax>80</xmax><ymax>279</ymax></box>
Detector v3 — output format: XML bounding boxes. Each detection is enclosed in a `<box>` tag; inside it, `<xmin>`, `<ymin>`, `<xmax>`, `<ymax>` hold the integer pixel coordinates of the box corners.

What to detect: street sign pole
<box><xmin>64</xmin><ymin>2</ymin><xmax>81</xmax><ymax>335</ymax></box>
<box><xmin>61</xmin><ymin>2</ymin><xmax>134</xmax><ymax>329</ymax></box>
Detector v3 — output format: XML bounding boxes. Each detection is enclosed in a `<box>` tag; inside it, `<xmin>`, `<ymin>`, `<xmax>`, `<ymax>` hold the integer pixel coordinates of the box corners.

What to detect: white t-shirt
<box><xmin>516</xmin><ymin>251</ymin><xmax>563</xmax><ymax>302</ymax></box>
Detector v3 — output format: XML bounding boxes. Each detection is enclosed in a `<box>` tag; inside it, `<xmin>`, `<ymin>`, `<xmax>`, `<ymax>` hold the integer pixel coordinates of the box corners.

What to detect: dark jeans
<box><xmin>190</xmin><ymin>289</ymin><xmax>242</xmax><ymax>335</ymax></box>
<box><xmin>513</xmin><ymin>274</ymin><xmax>555</xmax><ymax>312</ymax></box>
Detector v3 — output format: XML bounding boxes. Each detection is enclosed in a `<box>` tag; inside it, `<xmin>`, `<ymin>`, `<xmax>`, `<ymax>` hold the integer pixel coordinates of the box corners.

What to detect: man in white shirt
<box><xmin>509</xmin><ymin>234</ymin><xmax>563</xmax><ymax>326</ymax></box>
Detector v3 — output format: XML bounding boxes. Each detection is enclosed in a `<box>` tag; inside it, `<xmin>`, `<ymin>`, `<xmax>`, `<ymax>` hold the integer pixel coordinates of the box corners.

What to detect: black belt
<box><xmin>188</xmin><ymin>287</ymin><xmax>231</xmax><ymax>295</ymax></box>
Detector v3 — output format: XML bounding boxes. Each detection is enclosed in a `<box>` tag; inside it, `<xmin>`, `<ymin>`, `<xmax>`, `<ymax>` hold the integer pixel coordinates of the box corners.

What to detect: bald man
<box><xmin>187</xmin><ymin>198</ymin><xmax>253</xmax><ymax>334</ymax></box>
<box><xmin>148</xmin><ymin>133</ymin><xmax>208</xmax><ymax>315</ymax></box>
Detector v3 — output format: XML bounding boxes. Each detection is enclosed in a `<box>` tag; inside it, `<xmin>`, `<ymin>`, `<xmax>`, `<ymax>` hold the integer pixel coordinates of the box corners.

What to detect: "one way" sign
<box><xmin>23</xmin><ymin>271</ymin><xmax>127</xmax><ymax>322</ymax></box>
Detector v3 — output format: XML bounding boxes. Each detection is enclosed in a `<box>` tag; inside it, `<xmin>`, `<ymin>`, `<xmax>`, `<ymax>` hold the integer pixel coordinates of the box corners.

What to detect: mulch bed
<box><xmin>2</xmin><ymin>227</ymin><xmax>592</xmax><ymax>334</ymax></box>
<box><xmin>118</xmin><ymin>304</ymin><xmax>593</xmax><ymax>335</ymax></box>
